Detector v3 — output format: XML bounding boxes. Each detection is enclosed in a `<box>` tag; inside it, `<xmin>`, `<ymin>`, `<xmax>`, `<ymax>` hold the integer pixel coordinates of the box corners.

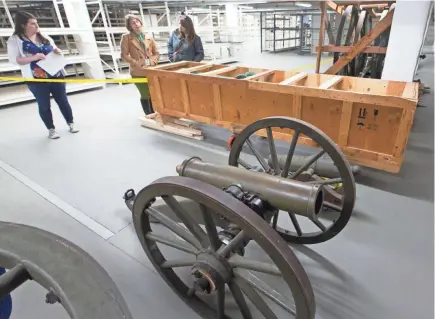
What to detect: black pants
<box><xmin>27</xmin><ymin>82</ymin><xmax>74</xmax><ymax>130</ymax></box>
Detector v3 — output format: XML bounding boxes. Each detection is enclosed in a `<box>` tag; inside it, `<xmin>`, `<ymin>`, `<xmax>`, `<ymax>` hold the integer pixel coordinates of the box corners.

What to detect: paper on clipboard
<box><xmin>36</xmin><ymin>51</ymin><xmax>67</xmax><ymax>76</ymax></box>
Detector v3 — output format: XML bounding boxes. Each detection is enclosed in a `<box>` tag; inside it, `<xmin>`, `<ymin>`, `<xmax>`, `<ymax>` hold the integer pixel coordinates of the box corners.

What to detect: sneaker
<box><xmin>68</xmin><ymin>123</ymin><xmax>79</xmax><ymax>133</ymax></box>
<box><xmin>48</xmin><ymin>129</ymin><xmax>60</xmax><ymax>139</ymax></box>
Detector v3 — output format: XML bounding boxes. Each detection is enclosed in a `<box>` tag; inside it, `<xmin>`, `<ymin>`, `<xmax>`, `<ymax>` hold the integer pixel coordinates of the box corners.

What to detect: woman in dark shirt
<box><xmin>7</xmin><ymin>11</ymin><xmax>79</xmax><ymax>139</ymax></box>
<box><xmin>168</xmin><ymin>15</ymin><xmax>204</xmax><ymax>63</ymax></box>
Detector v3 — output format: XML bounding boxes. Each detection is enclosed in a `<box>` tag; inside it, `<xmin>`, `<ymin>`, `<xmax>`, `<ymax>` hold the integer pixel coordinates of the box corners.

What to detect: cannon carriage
<box><xmin>123</xmin><ymin>116</ymin><xmax>358</xmax><ymax>319</ymax></box>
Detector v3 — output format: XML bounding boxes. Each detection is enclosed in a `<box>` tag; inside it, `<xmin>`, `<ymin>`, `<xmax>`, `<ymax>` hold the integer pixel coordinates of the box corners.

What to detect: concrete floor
<box><xmin>0</xmin><ymin>48</ymin><xmax>433</xmax><ymax>319</ymax></box>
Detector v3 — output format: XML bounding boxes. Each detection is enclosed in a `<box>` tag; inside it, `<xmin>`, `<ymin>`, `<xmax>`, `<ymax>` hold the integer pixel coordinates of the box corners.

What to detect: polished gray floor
<box><xmin>0</xmin><ymin>48</ymin><xmax>433</xmax><ymax>319</ymax></box>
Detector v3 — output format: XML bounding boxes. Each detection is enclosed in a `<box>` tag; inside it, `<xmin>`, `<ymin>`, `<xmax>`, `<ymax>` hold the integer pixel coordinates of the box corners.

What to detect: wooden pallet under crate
<box><xmin>139</xmin><ymin>61</ymin><xmax>419</xmax><ymax>173</ymax></box>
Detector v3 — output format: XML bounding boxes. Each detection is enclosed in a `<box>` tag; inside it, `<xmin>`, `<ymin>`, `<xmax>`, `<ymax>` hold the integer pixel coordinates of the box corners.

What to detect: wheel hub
<box><xmin>190</xmin><ymin>250</ymin><xmax>233</xmax><ymax>294</ymax></box>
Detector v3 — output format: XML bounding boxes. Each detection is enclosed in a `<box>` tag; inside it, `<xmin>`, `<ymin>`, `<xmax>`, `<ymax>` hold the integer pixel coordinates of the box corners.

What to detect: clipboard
<box><xmin>36</xmin><ymin>51</ymin><xmax>67</xmax><ymax>77</ymax></box>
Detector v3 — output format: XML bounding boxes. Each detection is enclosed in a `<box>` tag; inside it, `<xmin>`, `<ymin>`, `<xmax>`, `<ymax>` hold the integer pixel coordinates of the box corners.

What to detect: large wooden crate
<box><xmin>142</xmin><ymin>61</ymin><xmax>419</xmax><ymax>173</ymax></box>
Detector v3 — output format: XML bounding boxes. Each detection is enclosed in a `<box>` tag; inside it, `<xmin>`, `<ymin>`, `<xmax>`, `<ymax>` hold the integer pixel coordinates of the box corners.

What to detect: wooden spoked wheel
<box><xmin>228</xmin><ymin>117</ymin><xmax>356</xmax><ymax>245</ymax></box>
<box><xmin>132</xmin><ymin>176</ymin><xmax>316</xmax><ymax>319</ymax></box>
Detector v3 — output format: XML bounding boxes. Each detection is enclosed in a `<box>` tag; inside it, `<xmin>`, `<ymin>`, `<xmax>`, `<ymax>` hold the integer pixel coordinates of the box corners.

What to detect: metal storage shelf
<box><xmin>0</xmin><ymin>0</ymin><xmax>107</xmax><ymax>106</ymax></box>
<box><xmin>0</xmin><ymin>0</ymin><xmax>247</xmax><ymax>106</ymax></box>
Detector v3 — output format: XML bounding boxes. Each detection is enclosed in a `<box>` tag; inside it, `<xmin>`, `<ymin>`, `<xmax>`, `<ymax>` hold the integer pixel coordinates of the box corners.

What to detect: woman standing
<box><xmin>168</xmin><ymin>15</ymin><xmax>204</xmax><ymax>63</ymax></box>
<box><xmin>120</xmin><ymin>14</ymin><xmax>160</xmax><ymax>117</ymax></box>
<box><xmin>7</xmin><ymin>11</ymin><xmax>79</xmax><ymax>139</ymax></box>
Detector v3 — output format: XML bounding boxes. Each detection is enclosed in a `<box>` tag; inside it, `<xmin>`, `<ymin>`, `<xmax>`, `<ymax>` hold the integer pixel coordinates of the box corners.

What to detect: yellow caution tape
<box><xmin>0</xmin><ymin>76</ymin><xmax>148</xmax><ymax>83</ymax></box>
<box><xmin>0</xmin><ymin>58</ymin><xmax>333</xmax><ymax>83</ymax></box>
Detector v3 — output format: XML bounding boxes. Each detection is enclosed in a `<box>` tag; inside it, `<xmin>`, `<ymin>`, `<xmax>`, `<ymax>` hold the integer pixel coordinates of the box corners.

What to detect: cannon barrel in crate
<box><xmin>176</xmin><ymin>157</ymin><xmax>324</xmax><ymax>220</ymax></box>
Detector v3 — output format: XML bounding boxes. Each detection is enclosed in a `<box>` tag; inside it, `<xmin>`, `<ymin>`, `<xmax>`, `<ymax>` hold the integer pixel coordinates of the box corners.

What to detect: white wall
<box><xmin>381</xmin><ymin>0</ymin><xmax>433</xmax><ymax>82</ymax></box>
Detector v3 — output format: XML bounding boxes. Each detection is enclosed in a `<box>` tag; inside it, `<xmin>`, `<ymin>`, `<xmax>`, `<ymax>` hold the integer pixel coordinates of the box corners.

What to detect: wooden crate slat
<box><xmin>143</xmin><ymin>62</ymin><xmax>419</xmax><ymax>173</ymax></box>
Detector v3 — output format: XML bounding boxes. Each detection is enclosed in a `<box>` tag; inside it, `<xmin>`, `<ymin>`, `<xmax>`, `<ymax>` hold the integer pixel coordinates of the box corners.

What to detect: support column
<box><xmin>62</xmin><ymin>0</ymin><xmax>105</xmax><ymax>81</ymax></box>
<box><xmin>225</xmin><ymin>4</ymin><xmax>241</xmax><ymax>43</ymax></box>
<box><xmin>381</xmin><ymin>0</ymin><xmax>433</xmax><ymax>82</ymax></box>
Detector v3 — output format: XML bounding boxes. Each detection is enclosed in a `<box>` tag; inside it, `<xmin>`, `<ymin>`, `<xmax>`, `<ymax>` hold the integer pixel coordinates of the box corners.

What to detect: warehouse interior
<box><xmin>0</xmin><ymin>1</ymin><xmax>434</xmax><ymax>319</ymax></box>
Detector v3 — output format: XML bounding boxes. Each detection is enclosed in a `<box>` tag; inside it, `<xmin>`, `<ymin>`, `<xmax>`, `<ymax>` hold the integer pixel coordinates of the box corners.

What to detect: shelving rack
<box><xmin>86</xmin><ymin>1</ymin><xmax>245</xmax><ymax>79</ymax></box>
<box><xmin>0</xmin><ymin>0</ymin><xmax>106</xmax><ymax>107</ymax></box>
<box><xmin>0</xmin><ymin>0</ymin><xmax>258</xmax><ymax>107</ymax></box>
<box><xmin>260</xmin><ymin>12</ymin><xmax>302</xmax><ymax>53</ymax></box>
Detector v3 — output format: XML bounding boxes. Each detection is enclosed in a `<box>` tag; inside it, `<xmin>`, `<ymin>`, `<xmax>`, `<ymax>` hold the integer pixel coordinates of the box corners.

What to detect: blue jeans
<box><xmin>0</xmin><ymin>267</ymin><xmax>12</xmax><ymax>319</ymax></box>
<box><xmin>27</xmin><ymin>82</ymin><xmax>74</xmax><ymax>130</ymax></box>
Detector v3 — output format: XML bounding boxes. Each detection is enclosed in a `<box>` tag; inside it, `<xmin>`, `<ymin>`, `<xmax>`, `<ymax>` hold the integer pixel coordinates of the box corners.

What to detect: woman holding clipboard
<box><xmin>7</xmin><ymin>11</ymin><xmax>79</xmax><ymax>139</ymax></box>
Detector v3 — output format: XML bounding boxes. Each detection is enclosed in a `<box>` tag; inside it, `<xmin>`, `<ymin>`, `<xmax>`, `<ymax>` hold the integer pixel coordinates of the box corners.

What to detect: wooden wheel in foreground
<box><xmin>132</xmin><ymin>176</ymin><xmax>316</xmax><ymax>319</ymax></box>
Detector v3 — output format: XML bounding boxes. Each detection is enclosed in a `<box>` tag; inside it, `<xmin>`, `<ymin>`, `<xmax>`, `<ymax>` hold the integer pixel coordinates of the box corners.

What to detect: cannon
<box><xmin>0</xmin><ymin>222</ymin><xmax>133</xmax><ymax>319</ymax></box>
<box><xmin>124</xmin><ymin>117</ymin><xmax>357</xmax><ymax>319</ymax></box>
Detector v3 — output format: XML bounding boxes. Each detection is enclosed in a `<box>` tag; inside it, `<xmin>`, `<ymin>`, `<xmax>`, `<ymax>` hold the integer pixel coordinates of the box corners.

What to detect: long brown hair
<box><xmin>13</xmin><ymin>11</ymin><xmax>50</xmax><ymax>45</ymax></box>
<box><xmin>179</xmin><ymin>15</ymin><xmax>196</xmax><ymax>44</ymax></box>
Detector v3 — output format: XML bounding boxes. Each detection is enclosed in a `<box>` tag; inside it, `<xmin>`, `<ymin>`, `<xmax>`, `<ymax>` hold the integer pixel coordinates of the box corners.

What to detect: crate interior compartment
<box><xmin>211</xmin><ymin>66</ymin><xmax>268</xmax><ymax>79</ymax></box>
<box><xmin>333</xmin><ymin>76</ymin><xmax>417</xmax><ymax>98</ymax></box>
<box><xmin>254</xmin><ymin>71</ymin><xmax>343</xmax><ymax>88</ymax></box>
<box><xmin>158</xmin><ymin>61</ymin><xmax>205</xmax><ymax>72</ymax></box>
<box><xmin>185</xmin><ymin>64</ymin><xmax>228</xmax><ymax>74</ymax></box>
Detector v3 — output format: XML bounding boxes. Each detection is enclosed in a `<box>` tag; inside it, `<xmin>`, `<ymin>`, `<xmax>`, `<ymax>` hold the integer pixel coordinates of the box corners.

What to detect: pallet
<box><xmin>140</xmin><ymin>61</ymin><xmax>419</xmax><ymax>173</ymax></box>
<box><xmin>139</xmin><ymin>113</ymin><xmax>204</xmax><ymax>141</ymax></box>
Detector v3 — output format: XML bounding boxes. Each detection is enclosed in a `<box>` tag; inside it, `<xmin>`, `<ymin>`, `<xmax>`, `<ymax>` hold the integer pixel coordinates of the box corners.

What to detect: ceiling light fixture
<box><xmin>295</xmin><ymin>2</ymin><xmax>312</xmax><ymax>8</ymax></box>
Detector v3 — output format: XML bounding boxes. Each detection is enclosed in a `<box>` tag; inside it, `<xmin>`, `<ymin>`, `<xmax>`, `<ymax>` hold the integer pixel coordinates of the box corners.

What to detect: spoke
<box><xmin>162</xmin><ymin>196</ymin><xmax>208</xmax><ymax>248</ymax></box>
<box><xmin>217</xmin><ymin>281</ymin><xmax>225</xmax><ymax>319</ymax></box>
<box><xmin>238</xmin><ymin>158</ymin><xmax>254</xmax><ymax>170</ymax></box>
<box><xmin>228</xmin><ymin>281</ymin><xmax>253</xmax><ymax>319</ymax></box>
<box><xmin>233</xmin><ymin>277</ymin><xmax>278</xmax><ymax>319</ymax></box>
<box><xmin>307</xmin><ymin>177</ymin><xmax>343</xmax><ymax>185</ymax></box>
<box><xmin>145</xmin><ymin>232</ymin><xmax>199</xmax><ymax>255</ymax></box>
<box><xmin>312</xmin><ymin>219</ymin><xmax>327</xmax><ymax>232</ymax></box>
<box><xmin>281</xmin><ymin>130</ymin><xmax>300</xmax><ymax>178</ymax></box>
<box><xmin>246</xmin><ymin>138</ymin><xmax>270</xmax><ymax>172</ymax></box>
<box><xmin>266</xmin><ymin>127</ymin><xmax>280</xmax><ymax>175</ymax></box>
<box><xmin>234</xmin><ymin>269</ymin><xmax>296</xmax><ymax>316</ymax></box>
<box><xmin>0</xmin><ymin>264</ymin><xmax>31</xmax><ymax>298</ymax></box>
<box><xmin>288</xmin><ymin>212</ymin><xmax>303</xmax><ymax>236</ymax></box>
<box><xmin>218</xmin><ymin>230</ymin><xmax>246</xmax><ymax>258</ymax></box>
<box><xmin>291</xmin><ymin>149</ymin><xmax>326</xmax><ymax>179</ymax></box>
<box><xmin>323</xmin><ymin>201</ymin><xmax>343</xmax><ymax>212</ymax></box>
<box><xmin>160</xmin><ymin>258</ymin><xmax>196</xmax><ymax>269</ymax></box>
<box><xmin>146</xmin><ymin>207</ymin><xmax>202</xmax><ymax>250</ymax></box>
<box><xmin>199</xmin><ymin>204</ymin><xmax>222</xmax><ymax>251</ymax></box>
<box><xmin>229</xmin><ymin>255</ymin><xmax>281</xmax><ymax>277</ymax></box>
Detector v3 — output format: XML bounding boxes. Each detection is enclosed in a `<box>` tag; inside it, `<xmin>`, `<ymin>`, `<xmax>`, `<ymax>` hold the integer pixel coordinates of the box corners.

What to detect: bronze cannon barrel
<box><xmin>176</xmin><ymin>157</ymin><xmax>324</xmax><ymax>219</ymax></box>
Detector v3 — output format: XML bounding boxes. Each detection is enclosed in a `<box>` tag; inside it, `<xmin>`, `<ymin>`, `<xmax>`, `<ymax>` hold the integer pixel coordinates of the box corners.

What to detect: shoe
<box><xmin>68</xmin><ymin>123</ymin><xmax>79</xmax><ymax>133</ymax></box>
<box><xmin>48</xmin><ymin>129</ymin><xmax>60</xmax><ymax>139</ymax></box>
